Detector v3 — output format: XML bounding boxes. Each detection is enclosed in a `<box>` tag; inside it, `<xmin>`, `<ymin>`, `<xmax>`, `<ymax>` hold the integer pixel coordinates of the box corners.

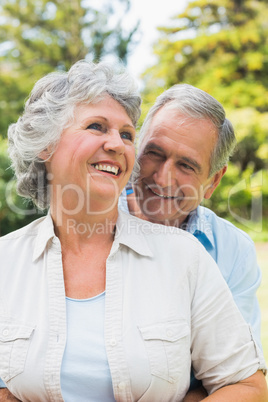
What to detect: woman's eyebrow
<box><xmin>81</xmin><ymin>115</ymin><xmax>108</xmax><ymax>125</ymax></box>
<box><xmin>122</xmin><ymin>123</ymin><xmax>135</xmax><ymax>130</ymax></box>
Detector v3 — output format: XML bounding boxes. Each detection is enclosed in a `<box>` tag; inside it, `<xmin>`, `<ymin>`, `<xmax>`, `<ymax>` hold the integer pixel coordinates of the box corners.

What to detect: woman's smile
<box><xmin>89</xmin><ymin>160</ymin><xmax>122</xmax><ymax>177</ymax></box>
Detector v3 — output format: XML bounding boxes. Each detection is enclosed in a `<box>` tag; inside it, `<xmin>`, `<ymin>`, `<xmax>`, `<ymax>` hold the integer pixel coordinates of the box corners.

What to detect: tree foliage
<box><xmin>0</xmin><ymin>0</ymin><xmax>139</xmax><ymax>137</ymax></box>
<box><xmin>144</xmin><ymin>0</ymin><xmax>268</xmax><ymax>106</ymax></box>
<box><xmin>0</xmin><ymin>139</ymin><xmax>45</xmax><ymax>236</ymax></box>
<box><xmin>141</xmin><ymin>0</ymin><xmax>268</xmax><ymax>227</ymax></box>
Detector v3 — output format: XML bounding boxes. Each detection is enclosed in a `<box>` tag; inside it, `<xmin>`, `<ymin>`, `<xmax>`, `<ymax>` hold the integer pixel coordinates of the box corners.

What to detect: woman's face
<box><xmin>46</xmin><ymin>96</ymin><xmax>136</xmax><ymax>215</ymax></box>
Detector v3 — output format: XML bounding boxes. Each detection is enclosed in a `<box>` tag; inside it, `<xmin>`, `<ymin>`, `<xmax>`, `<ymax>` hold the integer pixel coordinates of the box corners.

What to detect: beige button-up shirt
<box><xmin>0</xmin><ymin>210</ymin><xmax>266</xmax><ymax>401</ymax></box>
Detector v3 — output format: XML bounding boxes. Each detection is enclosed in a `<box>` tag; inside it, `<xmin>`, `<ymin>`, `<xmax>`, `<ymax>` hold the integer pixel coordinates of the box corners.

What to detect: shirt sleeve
<box><xmin>194</xmin><ymin>212</ymin><xmax>263</xmax><ymax>351</ymax></box>
<box><xmin>226</xmin><ymin>242</ymin><xmax>262</xmax><ymax>350</ymax></box>
<box><xmin>190</xmin><ymin>244</ymin><xmax>266</xmax><ymax>395</ymax></box>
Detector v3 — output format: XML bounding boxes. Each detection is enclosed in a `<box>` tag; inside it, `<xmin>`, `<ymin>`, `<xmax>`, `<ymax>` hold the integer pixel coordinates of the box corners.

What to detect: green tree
<box><xmin>141</xmin><ymin>0</ymin><xmax>268</xmax><ymax>230</ymax></box>
<box><xmin>144</xmin><ymin>0</ymin><xmax>268</xmax><ymax>107</ymax></box>
<box><xmin>0</xmin><ymin>139</ymin><xmax>45</xmax><ymax>236</ymax></box>
<box><xmin>0</xmin><ymin>0</ymin><xmax>139</xmax><ymax>137</ymax></box>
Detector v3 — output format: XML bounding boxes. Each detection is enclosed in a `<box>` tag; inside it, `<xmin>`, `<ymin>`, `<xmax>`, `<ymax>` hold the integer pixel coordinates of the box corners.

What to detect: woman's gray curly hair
<box><xmin>8</xmin><ymin>60</ymin><xmax>141</xmax><ymax>209</ymax></box>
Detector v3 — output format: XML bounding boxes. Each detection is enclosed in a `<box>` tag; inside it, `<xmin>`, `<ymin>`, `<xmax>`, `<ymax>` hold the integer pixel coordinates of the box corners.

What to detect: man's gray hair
<box><xmin>139</xmin><ymin>84</ymin><xmax>236</xmax><ymax>176</ymax></box>
<box><xmin>8</xmin><ymin>60</ymin><xmax>141</xmax><ymax>209</ymax></box>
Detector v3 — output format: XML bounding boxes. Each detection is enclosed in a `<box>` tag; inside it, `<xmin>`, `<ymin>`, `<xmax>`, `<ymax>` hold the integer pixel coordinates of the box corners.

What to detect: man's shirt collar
<box><xmin>186</xmin><ymin>206</ymin><xmax>215</xmax><ymax>250</ymax></box>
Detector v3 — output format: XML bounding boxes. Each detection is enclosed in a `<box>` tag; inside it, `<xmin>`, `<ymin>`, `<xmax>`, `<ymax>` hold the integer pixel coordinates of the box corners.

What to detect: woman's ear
<box><xmin>39</xmin><ymin>148</ymin><xmax>52</xmax><ymax>161</ymax></box>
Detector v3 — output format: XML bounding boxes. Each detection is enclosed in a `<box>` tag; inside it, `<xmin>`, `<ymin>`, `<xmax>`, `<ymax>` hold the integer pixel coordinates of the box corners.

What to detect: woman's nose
<box><xmin>103</xmin><ymin>131</ymin><xmax>125</xmax><ymax>154</ymax></box>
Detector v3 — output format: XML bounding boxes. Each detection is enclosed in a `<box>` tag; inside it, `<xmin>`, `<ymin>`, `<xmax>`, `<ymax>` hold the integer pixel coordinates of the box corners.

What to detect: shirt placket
<box><xmin>44</xmin><ymin>237</ymin><xmax>66</xmax><ymax>402</ymax></box>
<box><xmin>105</xmin><ymin>245</ymin><xmax>133</xmax><ymax>402</ymax></box>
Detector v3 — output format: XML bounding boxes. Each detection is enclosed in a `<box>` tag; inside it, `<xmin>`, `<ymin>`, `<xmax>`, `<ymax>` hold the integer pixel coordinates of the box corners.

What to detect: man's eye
<box><xmin>147</xmin><ymin>151</ymin><xmax>163</xmax><ymax>158</ymax></box>
<box><xmin>121</xmin><ymin>132</ymin><xmax>134</xmax><ymax>142</ymax></box>
<box><xmin>181</xmin><ymin>163</ymin><xmax>194</xmax><ymax>171</ymax></box>
<box><xmin>87</xmin><ymin>123</ymin><xmax>103</xmax><ymax>131</ymax></box>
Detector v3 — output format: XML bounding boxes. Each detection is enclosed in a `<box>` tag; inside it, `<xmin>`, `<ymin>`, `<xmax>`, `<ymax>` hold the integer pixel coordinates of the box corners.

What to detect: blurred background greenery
<box><xmin>0</xmin><ymin>0</ymin><xmax>267</xmax><ymax>238</ymax></box>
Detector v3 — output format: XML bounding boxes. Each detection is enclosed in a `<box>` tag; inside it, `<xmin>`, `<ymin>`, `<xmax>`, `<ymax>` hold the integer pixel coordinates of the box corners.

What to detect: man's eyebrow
<box><xmin>181</xmin><ymin>156</ymin><xmax>202</xmax><ymax>173</ymax></box>
<box><xmin>143</xmin><ymin>142</ymin><xmax>202</xmax><ymax>173</ymax></box>
<box><xmin>143</xmin><ymin>143</ymin><xmax>164</xmax><ymax>153</ymax></box>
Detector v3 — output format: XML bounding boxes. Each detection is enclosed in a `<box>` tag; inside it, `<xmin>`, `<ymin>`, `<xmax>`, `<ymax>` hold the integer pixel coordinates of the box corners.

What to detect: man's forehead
<box><xmin>146</xmin><ymin>107</ymin><xmax>216</xmax><ymax>140</ymax></box>
<box><xmin>153</xmin><ymin>107</ymin><xmax>192</xmax><ymax>127</ymax></box>
<box><xmin>140</xmin><ymin>113</ymin><xmax>197</xmax><ymax>149</ymax></box>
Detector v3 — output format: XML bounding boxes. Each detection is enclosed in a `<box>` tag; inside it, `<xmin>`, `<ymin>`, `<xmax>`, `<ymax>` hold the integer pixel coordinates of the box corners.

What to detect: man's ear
<box><xmin>204</xmin><ymin>165</ymin><xmax>227</xmax><ymax>199</ymax></box>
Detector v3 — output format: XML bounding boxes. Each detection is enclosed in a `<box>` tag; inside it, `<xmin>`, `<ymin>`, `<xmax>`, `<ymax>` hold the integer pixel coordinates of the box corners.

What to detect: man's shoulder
<box><xmin>200</xmin><ymin>206</ymin><xmax>254</xmax><ymax>246</ymax></box>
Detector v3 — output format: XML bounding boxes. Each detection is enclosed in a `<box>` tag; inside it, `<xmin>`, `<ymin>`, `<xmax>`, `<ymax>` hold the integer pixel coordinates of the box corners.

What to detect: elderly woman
<box><xmin>0</xmin><ymin>60</ymin><xmax>267</xmax><ymax>402</ymax></box>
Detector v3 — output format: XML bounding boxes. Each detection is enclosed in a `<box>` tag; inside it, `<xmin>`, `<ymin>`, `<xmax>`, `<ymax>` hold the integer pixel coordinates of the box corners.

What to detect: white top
<box><xmin>119</xmin><ymin>189</ymin><xmax>263</xmax><ymax>350</ymax></box>
<box><xmin>61</xmin><ymin>293</ymin><xmax>115</xmax><ymax>401</ymax></box>
<box><xmin>0</xmin><ymin>210</ymin><xmax>266</xmax><ymax>402</ymax></box>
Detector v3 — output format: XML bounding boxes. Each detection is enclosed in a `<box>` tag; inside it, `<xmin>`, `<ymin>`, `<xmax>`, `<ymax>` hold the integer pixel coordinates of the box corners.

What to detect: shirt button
<box><xmin>166</xmin><ymin>330</ymin><xmax>174</xmax><ymax>338</ymax></box>
<box><xmin>2</xmin><ymin>329</ymin><xmax>9</xmax><ymax>337</ymax></box>
<box><xmin>118</xmin><ymin>381</ymin><xmax>126</xmax><ymax>390</ymax></box>
<box><xmin>110</xmin><ymin>338</ymin><xmax>117</xmax><ymax>347</ymax></box>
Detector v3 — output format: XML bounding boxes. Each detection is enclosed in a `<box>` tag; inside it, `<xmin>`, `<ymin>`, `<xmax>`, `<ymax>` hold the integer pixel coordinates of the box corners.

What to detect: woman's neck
<box><xmin>50</xmin><ymin>206</ymin><xmax>118</xmax><ymax>250</ymax></box>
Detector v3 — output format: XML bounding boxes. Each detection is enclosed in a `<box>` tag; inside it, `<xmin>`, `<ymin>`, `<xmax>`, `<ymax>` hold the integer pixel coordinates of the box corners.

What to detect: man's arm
<box><xmin>204</xmin><ymin>371</ymin><xmax>268</xmax><ymax>401</ymax></box>
<box><xmin>0</xmin><ymin>389</ymin><xmax>20</xmax><ymax>401</ymax></box>
<box><xmin>184</xmin><ymin>371</ymin><xmax>268</xmax><ymax>402</ymax></box>
<box><xmin>183</xmin><ymin>386</ymin><xmax>208</xmax><ymax>401</ymax></box>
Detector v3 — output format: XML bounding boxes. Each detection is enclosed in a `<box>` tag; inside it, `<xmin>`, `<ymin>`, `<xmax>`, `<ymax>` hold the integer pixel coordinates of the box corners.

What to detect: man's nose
<box><xmin>153</xmin><ymin>160</ymin><xmax>177</xmax><ymax>188</ymax></box>
<box><xmin>103</xmin><ymin>130</ymin><xmax>125</xmax><ymax>154</ymax></box>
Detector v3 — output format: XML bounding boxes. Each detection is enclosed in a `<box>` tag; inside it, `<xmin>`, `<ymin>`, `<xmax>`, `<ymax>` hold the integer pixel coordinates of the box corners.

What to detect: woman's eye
<box><xmin>121</xmin><ymin>132</ymin><xmax>134</xmax><ymax>142</ymax></box>
<box><xmin>87</xmin><ymin>122</ymin><xmax>103</xmax><ymax>131</ymax></box>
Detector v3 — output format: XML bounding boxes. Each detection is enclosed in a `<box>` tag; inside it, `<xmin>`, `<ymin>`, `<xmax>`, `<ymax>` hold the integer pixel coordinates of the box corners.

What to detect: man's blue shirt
<box><xmin>186</xmin><ymin>205</ymin><xmax>262</xmax><ymax>349</ymax></box>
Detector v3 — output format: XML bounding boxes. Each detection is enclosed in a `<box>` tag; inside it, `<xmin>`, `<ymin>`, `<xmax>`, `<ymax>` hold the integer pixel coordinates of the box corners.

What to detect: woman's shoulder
<box><xmin>118</xmin><ymin>210</ymin><xmax>202</xmax><ymax>254</ymax></box>
<box><xmin>0</xmin><ymin>216</ymin><xmax>47</xmax><ymax>243</ymax></box>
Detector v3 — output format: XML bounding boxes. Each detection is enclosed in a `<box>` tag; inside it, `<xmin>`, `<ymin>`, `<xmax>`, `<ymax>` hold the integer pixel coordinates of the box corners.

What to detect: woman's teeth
<box><xmin>93</xmin><ymin>164</ymin><xmax>119</xmax><ymax>176</ymax></box>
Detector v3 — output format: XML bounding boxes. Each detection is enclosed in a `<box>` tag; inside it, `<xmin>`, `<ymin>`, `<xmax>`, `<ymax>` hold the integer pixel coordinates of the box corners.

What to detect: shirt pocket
<box><xmin>138</xmin><ymin>320</ymin><xmax>190</xmax><ymax>384</ymax></box>
<box><xmin>0</xmin><ymin>319</ymin><xmax>35</xmax><ymax>383</ymax></box>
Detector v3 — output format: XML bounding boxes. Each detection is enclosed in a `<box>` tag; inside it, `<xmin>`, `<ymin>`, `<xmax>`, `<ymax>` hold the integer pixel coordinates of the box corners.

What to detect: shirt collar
<box><xmin>33</xmin><ymin>212</ymin><xmax>56</xmax><ymax>262</ymax></box>
<box><xmin>186</xmin><ymin>206</ymin><xmax>215</xmax><ymax>249</ymax></box>
<box><xmin>113</xmin><ymin>209</ymin><xmax>153</xmax><ymax>257</ymax></box>
<box><xmin>33</xmin><ymin>209</ymin><xmax>153</xmax><ymax>262</ymax></box>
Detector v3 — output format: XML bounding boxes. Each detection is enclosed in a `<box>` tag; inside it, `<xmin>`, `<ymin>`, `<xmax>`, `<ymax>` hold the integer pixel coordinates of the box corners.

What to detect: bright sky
<box><xmin>126</xmin><ymin>0</ymin><xmax>189</xmax><ymax>82</ymax></box>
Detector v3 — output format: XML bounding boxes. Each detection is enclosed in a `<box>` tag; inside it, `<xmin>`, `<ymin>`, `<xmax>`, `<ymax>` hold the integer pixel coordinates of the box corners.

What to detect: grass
<box><xmin>256</xmin><ymin>242</ymin><xmax>268</xmax><ymax>382</ymax></box>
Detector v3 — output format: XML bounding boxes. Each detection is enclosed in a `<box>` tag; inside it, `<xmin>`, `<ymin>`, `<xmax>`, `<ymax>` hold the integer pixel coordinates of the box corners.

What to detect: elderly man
<box><xmin>119</xmin><ymin>84</ymin><xmax>263</xmax><ymax>400</ymax></box>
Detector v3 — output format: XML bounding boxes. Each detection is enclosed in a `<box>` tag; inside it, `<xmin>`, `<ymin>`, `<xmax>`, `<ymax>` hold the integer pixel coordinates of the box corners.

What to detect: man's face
<box><xmin>134</xmin><ymin>106</ymin><xmax>225</xmax><ymax>227</ymax></box>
